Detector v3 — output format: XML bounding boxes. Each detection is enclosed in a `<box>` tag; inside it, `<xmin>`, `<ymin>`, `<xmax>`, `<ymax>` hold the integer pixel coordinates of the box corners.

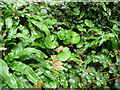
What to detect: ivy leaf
<box><xmin>63</xmin><ymin>30</ymin><xmax>80</xmax><ymax>44</ymax></box>
<box><xmin>57</xmin><ymin>29</ymin><xmax>66</xmax><ymax>40</ymax></box>
<box><xmin>56</xmin><ymin>47</ymin><xmax>71</xmax><ymax>61</ymax></box>
<box><xmin>69</xmin><ymin>31</ymin><xmax>80</xmax><ymax>44</ymax></box>
<box><xmin>76</xmin><ymin>41</ymin><xmax>84</xmax><ymax>48</ymax></box>
<box><xmin>85</xmin><ymin>19</ymin><xmax>94</xmax><ymax>27</ymax></box>
<box><xmin>44</xmin><ymin>35</ymin><xmax>59</xmax><ymax>49</ymax></box>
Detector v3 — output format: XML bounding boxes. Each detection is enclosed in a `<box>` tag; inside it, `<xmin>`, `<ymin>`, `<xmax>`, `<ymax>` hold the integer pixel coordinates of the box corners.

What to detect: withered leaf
<box><xmin>54</xmin><ymin>46</ymin><xmax>64</xmax><ymax>53</ymax></box>
<box><xmin>87</xmin><ymin>67</ymin><xmax>94</xmax><ymax>73</ymax></box>
<box><xmin>33</xmin><ymin>81</ymin><xmax>43</xmax><ymax>88</ymax></box>
<box><xmin>80</xmin><ymin>59</ymin><xmax>84</xmax><ymax>63</ymax></box>
<box><xmin>2</xmin><ymin>30</ymin><xmax>7</xmax><ymax>38</ymax></box>
<box><xmin>50</xmin><ymin>55</ymin><xmax>66</xmax><ymax>71</ymax></box>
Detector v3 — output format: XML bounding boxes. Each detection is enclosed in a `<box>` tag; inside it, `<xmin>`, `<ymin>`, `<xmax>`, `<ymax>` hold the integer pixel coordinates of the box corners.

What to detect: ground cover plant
<box><xmin>0</xmin><ymin>1</ymin><xmax>120</xmax><ymax>89</ymax></box>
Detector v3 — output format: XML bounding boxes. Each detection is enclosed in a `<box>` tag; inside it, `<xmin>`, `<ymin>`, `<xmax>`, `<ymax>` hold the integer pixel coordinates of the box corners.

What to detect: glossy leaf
<box><xmin>44</xmin><ymin>35</ymin><xmax>59</xmax><ymax>49</ymax></box>
<box><xmin>100</xmin><ymin>2</ymin><xmax>106</xmax><ymax>11</ymax></box>
<box><xmin>0</xmin><ymin>19</ymin><xmax>3</xmax><ymax>31</ymax></box>
<box><xmin>85</xmin><ymin>19</ymin><xmax>94</xmax><ymax>27</ymax></box>
<box><xmin>10</xmin><ymin>61</ymin><xmax>41</xmax><ymax>85</ymax></box>
<box><xmin>44</xmin><ymin>70</ymin><xmax>57</xmax><ymax>81</ymax></box>
<box><xmin>56</xmin><ymin>47</ymin><xmax>71</xmax><ymax>61</ymax></box>
<box><xmin>45</xmin><ymin>18</ymin><xmax>57</xmax><ymax>25</ymax></box>
<box><xmin>28</xmin><ymin>19</ymin><xmax>50</xmax><ymax>36</ymax></box>
<box><xmin>0</xmin><ymin>59</ymin><xmax>18</xmax><ymax>88</ymax></box>
<box><xmin>5</xmin><ymin>17</ymin><xmax>13</xmax><ymax>29</ymax></box>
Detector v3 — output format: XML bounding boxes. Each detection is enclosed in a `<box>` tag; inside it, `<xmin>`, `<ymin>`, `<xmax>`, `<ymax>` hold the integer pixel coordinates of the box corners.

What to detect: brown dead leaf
<box><xmin>80</xmin><ymin>59</ymin><xmax>84</xmax><ymax>63</ymax></box>
<box><xmin>33</xmin><ymin>81</ymin><xmax>43</xmax><ymax>89</ymax></box>
<box><xmin>49</xmin><ymin>55</ymin><xmax>66</xmax><ymax>71</ymax></box>
<box><xmin>87</xmin><ymin>67</ymin><xmax>94</xmax><ymax>73</ymax></box>
<box><xmin>52</xmin><ymin>60</ymin><xmax>66</xmax><ymax>70</ymax></box>
<box><xmin>109</xmin><ymin>62</ymin><xmax>116</xmax><ymax>66</ymax></box>
<box><xmin>2</xmin><ymin>30</ymin><xmax>7</xmax><ymax>38</ymax></box>
<box><xmin>54</xmin><ymin>46</ymin><xmax>64</xmax><ymax>53</ymax></box>
<box><xmin>110</xmin><ymin>50</ymin><xmax>120</xmax><ymax>55</ymax></box>
<box><xmin>53</xmin><ymin>73</ymin><xmax>60</xmax><ymax>79</ymax></box>
<box><xmin>51</xmin><ymin>55</ymin><xmax>57</xmax><ymax>60</ymax></box>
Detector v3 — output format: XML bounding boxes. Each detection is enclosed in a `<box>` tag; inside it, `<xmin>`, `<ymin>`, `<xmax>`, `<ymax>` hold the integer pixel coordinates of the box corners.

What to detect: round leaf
<box><xmin>44</xmin><ymin>35</ymin><xmax>58</xmax><ymax>49</ymax></box>
<box><xmin>56</xmin><ymin>47</ymin><xmax>71</xmax><ymax>61</ymax></box>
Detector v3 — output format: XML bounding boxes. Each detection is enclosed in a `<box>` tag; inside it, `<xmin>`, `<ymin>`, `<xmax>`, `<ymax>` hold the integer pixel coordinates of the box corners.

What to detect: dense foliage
<box><xmin>0</xmin><ymin>2</ymin><xmax>120</xmax><ymax>89</ymax></box>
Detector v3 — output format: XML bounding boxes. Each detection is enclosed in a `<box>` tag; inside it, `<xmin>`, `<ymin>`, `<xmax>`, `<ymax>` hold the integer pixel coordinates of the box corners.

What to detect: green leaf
<box><xmin>69</xmin><ymin>78</ymin><xmax>75</xmax><ymax>84</ymax></box>
<box><xmin>73</xmin><ymin>7</ymin><xmax>80</xmax><ymax>15</ymax></box>
<box><xmin>16</xmin><ymin>76</ymin><xmax>33</xmax><ymax>88</ymax></box>
<box><xmin>79</xmin><ymin>9</ymin><xmax>85</xmax><ymax>19</ymax></box>
<box><xmin>96</xmin><ymin>81</ymin><xmax>102</xmax><ymax>87</ymax></box>
<box><xmin>56</xmin><ymin>47</ymin><xmax>71</xmax><ymax>61</ymax></box>
<box><xmin>43</xmin><ymin>82</ymin><xmax>59</xmax><ymax>88</ymax></box>
<box><xmin>44</xmin><ymin>35</ymin><xmax>59</xmax><ymax>49</ymax></box>
<box><xmin>10</xmin><ymin>61</ymin><xmax>41</xmax><ymax>85</ymax></box>
<box><xmin>0</xmin><ymin>19</ymin><xmax>4</xmax><ymax>31</ymax></box>
<box><xmin>5</xmin><ymin>17</ymin><xmax>13</xmax><ymax>29</ymax></box>
<box><xmin>41</xmin><ymin>9</ymin><xmax>47</xmax><ymax>14</ymax></box>
<box><xmin>8</xmin><ymin>26</ymin><xmax>18</xmax><ymax>38</ymax></box>
<box><xmin>88</xmin><ymin>28</ymin><xmax>102</xmax><ymax>35</ymax></box>
<box><xmin>5</xmin><ymin>47</ymin><xmax>47</xmax><ymax>61</ymax></box>
<box><xmin>69</xmin><ymin>31</ymin><xmax>80</xmax><ymax>44</ymax></box>
<box><xmin>76</xmin><ymin>41</ymin><xmax>84</xmax><ymax>48</ymax></box>
<box><xmin>57</xmin><ymin>29</ymin><xmax>66</xmax><ymax>40</ymax></box>
<box><xmin>85</xmin><ymin>19</ymin><xmax>94</xmax><ymax>27</ymax></box>
<box><xmin>28</xmin><ymin>19</ymin><xmax>50</xmax><ymax>36</ymax></box>
<box><xmin>45</xmin><ymin>18</ymin><xmax>57</xmax><ymax>25</ymax></box>
<box><xmin>106</xmin><ymin>8</ymin><xmax>111</xmax><ymax>16</ymax></box>
<box><xmin>64</xmin><ymin>30</ymin><xmax>80</xmax><ymax>44</ymax></box>
<box><xmin>116</xmin><ymin>55</ymin><xmax>120</xmax><ymax>65</ymax></box>
<box><xmin>35</xmin><ymin>68</ymin><xmax>45</xmax><ymax>76</ymax></box>
<box><xmin>0</xmin><ymin>59</ymin><xmax>18</xmax><ymax>88</ymax></box>
<box><xmin>44</xmin><ymin>70</ymin><xmax>57</xmax><ymax>81</ymax></box>
<box><xmin>100</xmin><ymin>2</ymin><xmax>106</xmax><ymax>11</ymax></box>
<box><xmin>77</xmin><ymin>25</ymin><xmax>86</xmax><ymax>32</ymax></box>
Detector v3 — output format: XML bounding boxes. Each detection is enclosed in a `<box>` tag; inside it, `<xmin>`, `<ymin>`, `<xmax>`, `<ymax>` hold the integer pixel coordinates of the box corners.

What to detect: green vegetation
<box><xmin>0</xmin><ymin>2</ymin><xmax>120</xmax><ymax>89</ymax></box>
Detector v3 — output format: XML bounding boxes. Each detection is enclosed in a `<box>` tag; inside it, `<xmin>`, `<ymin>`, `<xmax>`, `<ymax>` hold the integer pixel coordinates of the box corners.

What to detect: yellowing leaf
<box><xmin>33</xmin><ymin>81</ymin><xmax>43</xmax><ymax>88</ymax></box>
